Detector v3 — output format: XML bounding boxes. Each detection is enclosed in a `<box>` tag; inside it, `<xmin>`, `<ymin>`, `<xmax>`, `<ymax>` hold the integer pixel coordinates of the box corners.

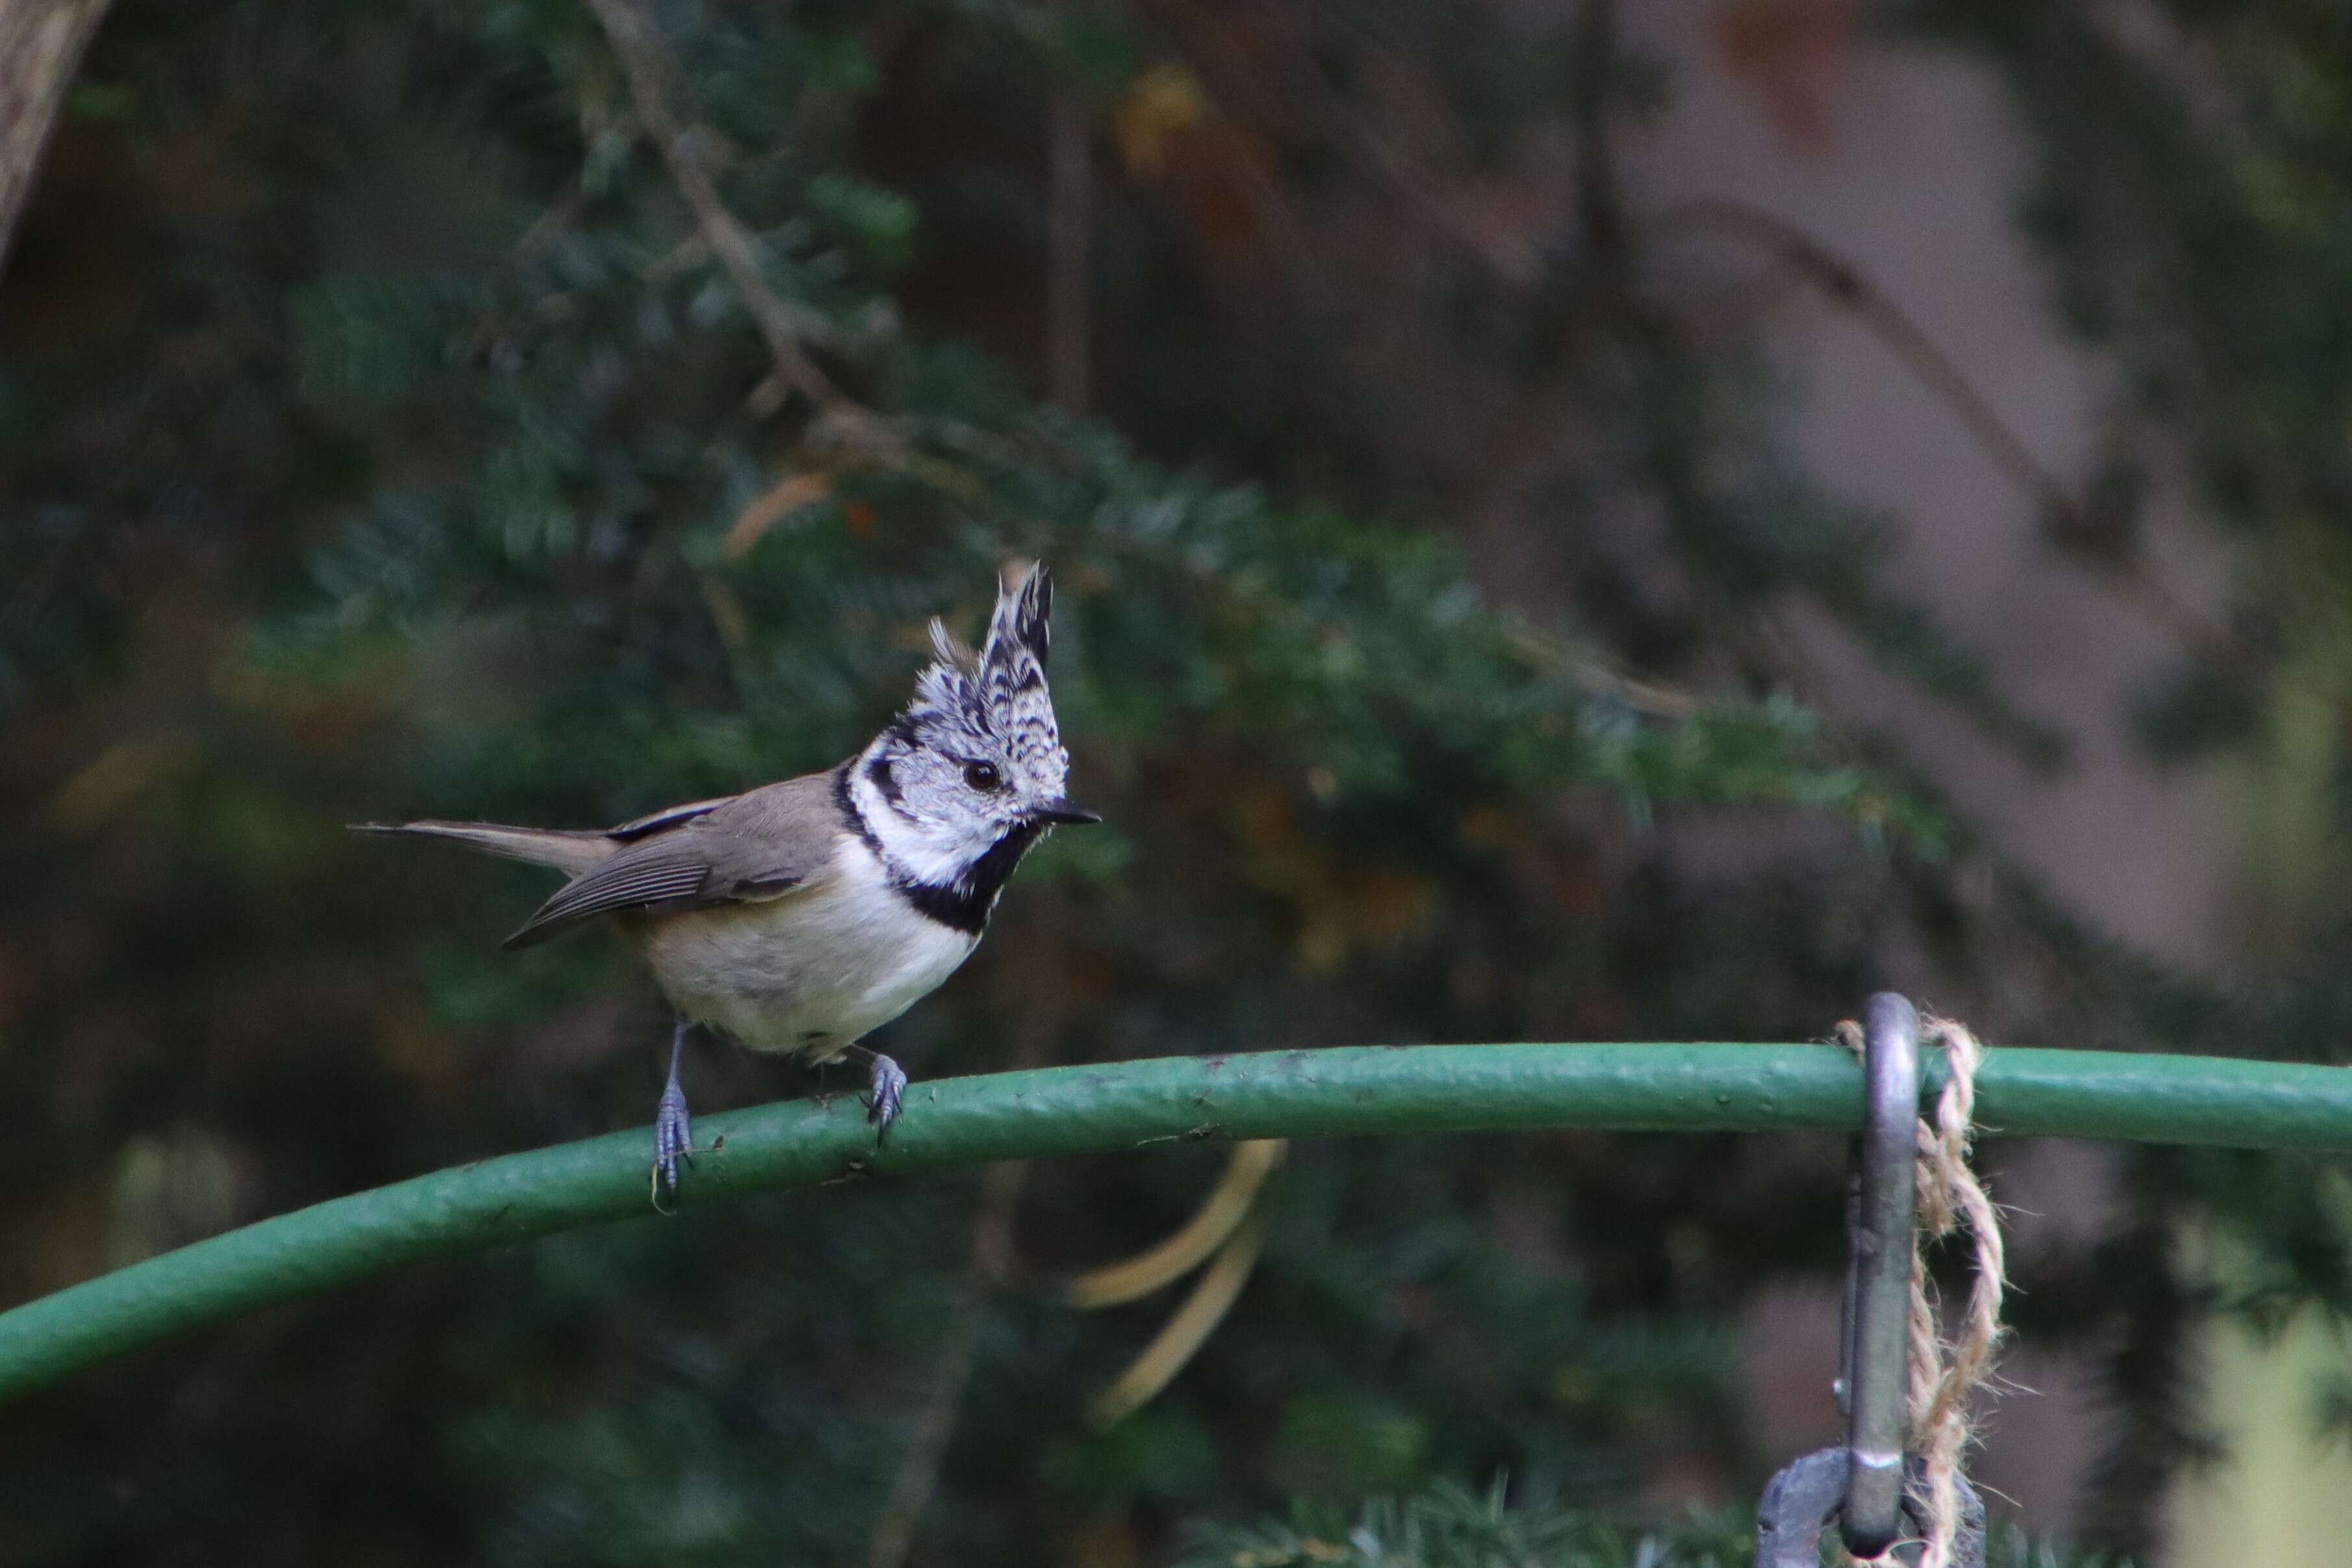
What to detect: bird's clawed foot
<box><xmin>651</xmin><ymin>1020</ymin><xmax>697</xmax><ymax>1212</ymax></box>
<box><xmin>652</xmin><ymin>1081</ymin><xmax>695</xmax><ymax>1211</ymax></box>
<box><xmin>859</xmin><ymin>1049</ymin><xmax>908</xmax><ymax>1138</ymax></box>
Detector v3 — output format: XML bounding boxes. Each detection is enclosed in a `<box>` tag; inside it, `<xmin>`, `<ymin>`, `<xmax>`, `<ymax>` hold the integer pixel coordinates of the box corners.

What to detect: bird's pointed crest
<box><xmin>912</xmin><ymin>617</ymin><xmax>976</xmax><ymax>717</ymax></box>
<box><xmin>981</xmin><ymin>558</ymin><xmax>1052</xmax><ymax>673</ymax></box>
<box><xmin>899</xmin><ymin>561</ymin><xmax>1067</xmax><ymax>771</ymax></box>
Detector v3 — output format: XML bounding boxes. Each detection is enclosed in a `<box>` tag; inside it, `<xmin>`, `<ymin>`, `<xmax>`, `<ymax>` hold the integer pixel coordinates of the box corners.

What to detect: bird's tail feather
<box><xmin>350</xmin><ymin>820</ymin><xmax>615</xmax><ymax>877</ymax></box>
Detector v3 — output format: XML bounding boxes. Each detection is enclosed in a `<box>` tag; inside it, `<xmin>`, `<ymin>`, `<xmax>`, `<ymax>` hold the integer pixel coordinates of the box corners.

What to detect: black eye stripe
<box><xmin>866</xmin><ymin>752</ymin><xmax>903</xmax><ymax>805</ymax></box>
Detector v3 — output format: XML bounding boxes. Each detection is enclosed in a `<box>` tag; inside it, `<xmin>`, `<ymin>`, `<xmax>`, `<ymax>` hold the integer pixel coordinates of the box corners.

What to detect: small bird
<box><xmin>357</xmin><ymin>562</ymin><xmax>1097</xmax><ymax>1201</ymax></box>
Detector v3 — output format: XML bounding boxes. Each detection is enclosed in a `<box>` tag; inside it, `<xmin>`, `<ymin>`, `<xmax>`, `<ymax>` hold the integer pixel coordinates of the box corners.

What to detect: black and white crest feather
<box><xmin>905</xmin><ymin>564</ymin><xmax>1058</xmax><ymax>763</ymax></box>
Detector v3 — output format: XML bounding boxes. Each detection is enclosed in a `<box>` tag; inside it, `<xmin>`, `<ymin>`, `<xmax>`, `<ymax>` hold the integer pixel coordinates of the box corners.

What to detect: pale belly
<box><xmin>628</xmin><ymin>862</ymin><xmax>979</xmax><ymax>1059</ymax></box>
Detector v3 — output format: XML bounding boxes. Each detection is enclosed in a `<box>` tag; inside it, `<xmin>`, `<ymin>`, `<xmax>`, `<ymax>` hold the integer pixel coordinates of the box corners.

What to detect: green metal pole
<box><xmin>1</xmin><ymin>1041</ymin><xmax>2348</xmax><ymax>1406</ymax></box>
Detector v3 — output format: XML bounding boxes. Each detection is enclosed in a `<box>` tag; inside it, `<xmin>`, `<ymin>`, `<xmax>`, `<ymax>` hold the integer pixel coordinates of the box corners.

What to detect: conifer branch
<box><xmin>584</xmin><ymin>0</ymin><xmax>891</xmax><ymax>453</ymax></box>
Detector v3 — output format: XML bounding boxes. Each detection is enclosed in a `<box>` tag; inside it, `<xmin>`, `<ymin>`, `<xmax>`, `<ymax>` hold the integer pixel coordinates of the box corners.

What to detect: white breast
<box><xmin>631</xmin><ymin>837</ymin><xmax>979</xmax><ymax>1058</ymax></box>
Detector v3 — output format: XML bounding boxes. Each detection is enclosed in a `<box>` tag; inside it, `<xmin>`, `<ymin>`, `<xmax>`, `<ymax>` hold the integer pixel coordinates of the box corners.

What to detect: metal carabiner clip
<box><xmin>1839</xmin><ymin>990</ymin><xmax>1922</xmax><ymax>1558</ymax></box>
<box><xmin>1753</xmin><ymin>992</ymin><xmax>1985</xmax><ymax>1568</ymax></box>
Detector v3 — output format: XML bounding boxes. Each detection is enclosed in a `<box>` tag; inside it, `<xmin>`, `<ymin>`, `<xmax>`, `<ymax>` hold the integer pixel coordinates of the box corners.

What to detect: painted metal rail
<box><xmin>2</xmin><ymin>1042</ymin><xmax>2347</xmax><ymax>1405</ymax></box>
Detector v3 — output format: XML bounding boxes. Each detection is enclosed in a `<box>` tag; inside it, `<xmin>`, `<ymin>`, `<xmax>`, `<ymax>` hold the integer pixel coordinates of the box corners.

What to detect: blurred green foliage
<box><xmin>4</xmin><ymin>0</ymin><xmax>2352</xmax><ymax>1563</ymax></box>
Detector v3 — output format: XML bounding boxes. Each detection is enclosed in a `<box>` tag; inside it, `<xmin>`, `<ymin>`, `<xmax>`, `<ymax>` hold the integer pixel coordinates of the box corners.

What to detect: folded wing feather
<box><xmin>495</xmin><ymin>773</ymin><xmax>840</xmax><ymax>949</ymax></box>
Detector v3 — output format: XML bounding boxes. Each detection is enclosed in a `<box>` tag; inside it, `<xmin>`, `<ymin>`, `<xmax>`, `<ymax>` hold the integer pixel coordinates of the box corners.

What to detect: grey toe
<box><xmin>653</xmin><ymin>1083</ymin><xmax>695</xmax><ymax>1203</ymax></box>
<box><xmin>864</xmin><ymin>1053</ymin><xmax>909</xmax><ymax>1138</ymax></box>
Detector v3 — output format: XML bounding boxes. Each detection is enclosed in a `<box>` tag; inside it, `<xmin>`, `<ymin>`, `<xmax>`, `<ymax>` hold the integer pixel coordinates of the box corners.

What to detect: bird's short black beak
<box><xmin>1029</xmin><ymin>798</ymin><xmax>1104</xmax><ymax>826</ymax></box>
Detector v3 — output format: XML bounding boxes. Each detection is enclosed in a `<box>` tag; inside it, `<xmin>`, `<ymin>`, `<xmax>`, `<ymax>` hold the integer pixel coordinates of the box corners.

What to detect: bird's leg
<box><xmin>653</xmin><ymin>1018</ymin><xmax>697</xmax><ymax>1209</ymax></box>
<box><xmin>842</xmin><ymin>1043</ymin><xmax>908</xmax><ymax>1137</ymax></box>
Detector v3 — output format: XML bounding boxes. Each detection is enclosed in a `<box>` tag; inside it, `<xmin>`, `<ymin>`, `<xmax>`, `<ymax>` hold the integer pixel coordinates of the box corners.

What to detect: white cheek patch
<box><xmin>849</xmin><ymin>762</ymin><xmax>994</xmax><ymax>886</ymax></box>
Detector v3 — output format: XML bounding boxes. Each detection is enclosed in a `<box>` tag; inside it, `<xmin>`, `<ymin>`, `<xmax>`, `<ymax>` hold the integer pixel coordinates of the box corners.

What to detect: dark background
<box><xmin>5</xmin><ymin>1</ymin><xmax>2352</xmax><ymax>1562</ymax></box>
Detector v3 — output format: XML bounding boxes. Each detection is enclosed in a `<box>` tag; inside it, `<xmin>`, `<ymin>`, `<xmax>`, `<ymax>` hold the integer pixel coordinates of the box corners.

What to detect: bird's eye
<box><xmin>964</xmin><ymin>761</ymin><xmax>1003</xmax><ymax>792</ymax></box>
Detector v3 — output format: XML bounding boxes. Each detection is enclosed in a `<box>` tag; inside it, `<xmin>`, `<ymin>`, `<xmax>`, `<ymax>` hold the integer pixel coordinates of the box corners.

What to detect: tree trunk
<box><xmin>0</xmin><ymin>0</ymin><xmax>114</xmax><ymax>284</ymax></box>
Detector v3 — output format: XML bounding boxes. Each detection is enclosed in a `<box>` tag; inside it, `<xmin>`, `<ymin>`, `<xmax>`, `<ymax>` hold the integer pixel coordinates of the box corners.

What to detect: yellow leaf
<box><xmin>1116</xmin><ymin>63</ymin><xmax>1211</xmax><ymax>179</ymax></box>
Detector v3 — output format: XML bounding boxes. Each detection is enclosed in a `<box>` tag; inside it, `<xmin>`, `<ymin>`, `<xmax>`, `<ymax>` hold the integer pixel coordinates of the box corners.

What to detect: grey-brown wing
<box><xmin>498</xmin><ymin>769</ymin><xmax>846</xmax><ymax>950</ymax></box>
